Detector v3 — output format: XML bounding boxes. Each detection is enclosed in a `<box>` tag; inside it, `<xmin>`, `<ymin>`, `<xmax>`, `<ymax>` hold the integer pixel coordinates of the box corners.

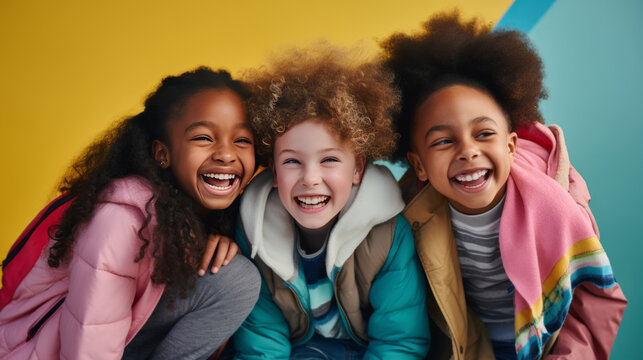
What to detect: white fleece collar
<box><xmin>240</xmin><ymin>163</ymin><xmax>404</xmax><ymax>282</ymax></box>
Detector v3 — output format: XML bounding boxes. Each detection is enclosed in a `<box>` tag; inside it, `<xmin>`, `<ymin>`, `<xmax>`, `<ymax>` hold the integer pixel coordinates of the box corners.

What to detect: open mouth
<box><xmin>452</xmin><ymin>169</ymin><xmax>490</xmax><ymax>189</ymax></box>
<box><xmin>201</xmin><ymin>173</ymin><xmax>238</xmax><ymax>190</ymax></box>
<box><xmin>296</xmin><ymin>195</ymin><xmax>329</xmax><ymax>209</ymax></box>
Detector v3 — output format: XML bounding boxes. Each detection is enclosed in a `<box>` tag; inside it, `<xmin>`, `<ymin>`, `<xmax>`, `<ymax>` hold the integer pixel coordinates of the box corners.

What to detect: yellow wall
<box><xmin>0</xmin><ymin>0</ymin><xmax>512</xmax><ymax>264</ymax></box>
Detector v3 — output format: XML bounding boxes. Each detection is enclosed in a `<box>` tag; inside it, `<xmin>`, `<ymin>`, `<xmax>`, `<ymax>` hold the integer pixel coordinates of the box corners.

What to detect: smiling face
<box><xmin>407</xmin><ymin>85</ymin><xmax>517</xmax><ymax>214</ymax></box>
<box><xmin>272</xmin><ymin>120</ymin><xmax>365</xmax><ymax>229</ymax></box>
<box><xmin>153</xmin><ymin>89</ymin><xmax>255</xmax><ymax>213</ymax></box>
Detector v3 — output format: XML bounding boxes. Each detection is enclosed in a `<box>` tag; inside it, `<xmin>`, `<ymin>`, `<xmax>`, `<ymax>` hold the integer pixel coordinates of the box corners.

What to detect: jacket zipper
<box><xmin>284</xmin><ymin>283</ymin><xmax>312</xmax><ymax>344</ymax></box>
<box><xmin>27</xmin><ymin>296</ymin><xmax>66</xmax><ymax>341</ymax></box>
<box><xmin>333</xmin><ymin>267</ymin><xmax>366</xmax><ymax>346</ymax></box>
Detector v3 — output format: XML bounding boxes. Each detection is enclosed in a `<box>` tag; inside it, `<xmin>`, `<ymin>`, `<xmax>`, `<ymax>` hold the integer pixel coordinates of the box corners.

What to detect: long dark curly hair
<box><xmin>382</xmin><ymin>11</ymin><xmax>548</xmax><ymax>161</ymax></box>
<box><xmin>47</xmin><ymin>67</ymin><xmax>250</xmax><ymax>299</ymax></box>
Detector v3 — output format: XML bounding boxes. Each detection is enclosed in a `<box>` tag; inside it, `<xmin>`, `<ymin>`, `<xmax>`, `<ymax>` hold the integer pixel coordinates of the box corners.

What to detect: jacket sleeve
<box><xmin>58</xmin><ymin>203</ymin><xmax>144</xmax><ymax>360</ymax></box>
<box><xmin>547</xmin><ymin>283</ymin><xmax>627</xmax><ymax>360</ymax></box>
<box><xmin>549</xmin><ymin>141</ymin><xmax>628</xmax><ymax>358</ymax></box>
<box><xmin>232</xmin><ymin>224</ymin><xmax>292</xmax><ymax>360</ymax></box>
<box><xmin>364</xmin><ymin>215</ymin><xmax>431</xmax><ymax>359</ymax></box>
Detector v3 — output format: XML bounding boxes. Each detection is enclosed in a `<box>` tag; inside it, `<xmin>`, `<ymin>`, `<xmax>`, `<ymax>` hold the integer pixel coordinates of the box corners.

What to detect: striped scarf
<box><xmin>501</xmin><ymin>124</ymin><xmax>617</xmax><ymax>359</ymax></box>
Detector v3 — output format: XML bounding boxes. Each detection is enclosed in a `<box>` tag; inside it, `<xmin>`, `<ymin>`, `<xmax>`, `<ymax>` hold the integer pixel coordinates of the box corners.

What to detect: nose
<box><xmin>302</xmin><ymin>164</ymin><xmax>321</xmax><ymax>187</ymax></box>
<box><xmin>457</xmin><ymin>139</ymin><xmax>480</xmax><ymax>161</ymax></box>
<box><xmin>212</xmin><ymin>140</ymin><xmax>236</xmax><ymax>163</ymax></box>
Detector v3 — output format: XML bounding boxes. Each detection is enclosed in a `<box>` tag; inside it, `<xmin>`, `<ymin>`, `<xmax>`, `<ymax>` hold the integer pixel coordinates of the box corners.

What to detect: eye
<box><xmin>235</xmin><ymin>137</ymin><xmax>253</xmax><ymax>145</ymax></box>
<box><xmin>430</xmin><ymin>138</ymin><xmax>452</xmax><ymax>147</ymax></box>
<box><xmin>282</xmin><ymin>158</ymin><xmax>300</xmax><ymax>165</ymax></box>
<box><xmin>191</xmin><ymin>135</ymin><xmax>212</xmax><ymax>142</ymax></box>
<box><xmin>321</xmin><ymin>157</ymin><xmax>339</xmax><ymax>163</ymax></box>
<box><xmin>476</xmin><ymin>130</ymin><xmax>496</xmax><ymax>138</ymax></box>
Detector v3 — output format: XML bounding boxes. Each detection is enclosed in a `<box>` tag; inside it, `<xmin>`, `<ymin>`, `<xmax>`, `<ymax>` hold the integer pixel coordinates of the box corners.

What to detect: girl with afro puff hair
<box><xmin>382</xmin><ymin>11</ymin><xmax>627</xmax><ymax>360</ymax></box>
<box><xmin>229</xmin><ymin>43</ymin><xmax>430</xmax><ymax>359</ymax></box>
<box><xmin>383</xmin><ymin>11</ymin><xmax>626</xmax><ymax>360</ymax></box>
<box><xmin>0</xmin><ymin>67</ymin><xmax>261</xmax><ymax>359</ymax></box>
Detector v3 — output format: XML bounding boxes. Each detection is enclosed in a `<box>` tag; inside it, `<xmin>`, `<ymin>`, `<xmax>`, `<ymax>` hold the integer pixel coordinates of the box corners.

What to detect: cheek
<box><xmin>170</xmin><ymin>149</ymin><xmax>188</xmax><ymax>172</ymax></box>
<box><xmin>274</xmin><ymin>168</ymin><xmax>295</xmax><ymax>191</ymax></box>
<box><xmin>501</xmin><ymin>155</ymin><xmax>514</xmax><ymax>176</ymax></box>
<box><xmin>277</xmin><ymin>188</ymin><xmax>292</xmax><ymax>206</ymax></box>
<box><xmin>422</xmin><ymin>155</ymin><xmax>443</xmax><ymax>180</ymax></box>
<box><xmin>328</xmin><ymin>169</ymin><xmax>355</xmax><ymax>192</ymax></box>
<box><xmin>176</xmin><ymin>147</ymin><xmax>201</xmax><ymax>165</ymax></box>
<box><xmin>242</xmin><ymin>152</ymin><xmax>255</xmax><ymax>180</ymax></box>
<box><xmin>274</xmin><ymin>173</ymin><xmax>291</xmax><ymax>202</ymax></box>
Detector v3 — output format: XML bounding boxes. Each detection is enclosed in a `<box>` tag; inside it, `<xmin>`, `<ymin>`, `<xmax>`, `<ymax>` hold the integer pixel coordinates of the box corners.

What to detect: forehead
<box><xmin>171</xmin><ymin>89</ymin><xmax>246</xmax><ymax>127</ymax></box>
<box><xmin>275</xmin><ymin>119</ymin><xmax>350</xmax><ymax>151</ymax></box>
<box><xmin>414</xmin><ymin>85</ymin><xmax>509</xmax><ymax>130</ymax></box>
<box><xmin>166</xmin><ymin>89</ymin><xmax>249</xmax><ymax>137</ymax></box>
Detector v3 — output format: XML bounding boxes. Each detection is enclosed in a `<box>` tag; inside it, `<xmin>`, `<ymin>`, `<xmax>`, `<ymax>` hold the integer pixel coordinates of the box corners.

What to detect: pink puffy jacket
<box><xmin>0</xmin><ymin>177</ymin><xmax>164</xmax><ymax>359</ymax></box>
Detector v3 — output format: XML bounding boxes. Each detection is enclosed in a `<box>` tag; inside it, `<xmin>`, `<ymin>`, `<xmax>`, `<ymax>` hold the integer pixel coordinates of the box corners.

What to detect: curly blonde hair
<box><xmin>243</xmin><ymin>43</ymin><xmax>399</xmax><ymax>165</ymax></box>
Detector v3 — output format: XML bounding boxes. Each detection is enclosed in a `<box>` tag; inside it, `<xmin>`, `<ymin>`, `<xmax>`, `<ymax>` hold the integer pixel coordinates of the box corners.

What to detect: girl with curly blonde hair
<box><xmin>230</xmin><ymin>43</ymin><xmax>431</xmax><ymax>359</ymax></box>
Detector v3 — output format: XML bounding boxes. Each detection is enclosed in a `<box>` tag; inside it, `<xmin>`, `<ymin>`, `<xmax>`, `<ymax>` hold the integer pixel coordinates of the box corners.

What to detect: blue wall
<box><xmin>500</xmin><ymin>0</ymin><xmax>642</xmax><ymax>357</ymax></box>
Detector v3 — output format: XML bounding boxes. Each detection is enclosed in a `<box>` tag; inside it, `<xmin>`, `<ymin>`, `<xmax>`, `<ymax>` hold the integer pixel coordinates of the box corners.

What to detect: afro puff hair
<box><xmin>382</xmin><ymin>11</ymin><xmax>548</xmax><ymax>160</ymax></box>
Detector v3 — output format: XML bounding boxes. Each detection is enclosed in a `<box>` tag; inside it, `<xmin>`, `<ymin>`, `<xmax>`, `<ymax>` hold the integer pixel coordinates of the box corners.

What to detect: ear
<box><xmin>352</xmin><ymin>156</ymin><xmax>366</xmax><ymax>185</ymax></box>
<box><xmin>407</xmin><ymin>151</ymin><xmax>428</xmax><ymax>182</ymax></box>
<box><xmin>507</xmin><ymin>131</ymin><xmax>518</xmax><ymax>158</ymax></box>
<box><xmin>152</xmin><ymin>140</ymin><xmax>170</xmax><ymax>169</ymax></box>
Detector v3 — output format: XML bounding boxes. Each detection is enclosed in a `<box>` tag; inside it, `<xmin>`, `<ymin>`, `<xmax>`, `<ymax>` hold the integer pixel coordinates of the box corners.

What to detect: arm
<box><xmin>231</xmin><ymin>223</ymin><xmax>292</xmax><ymax>360</ymax></box>
<box><xmin>547</xmin><ymin>283</ymin><xmax>627</xmax><ymax>360</ymax></box>
<box><xmin>364</xmin><ymin>215</ymin><xmax>431</xmax><ymax>359</ymax></box>
<box><xmin>59</xmin><ymin>203</ymin><xmax>146</xmax><ymax>359</ymax></box>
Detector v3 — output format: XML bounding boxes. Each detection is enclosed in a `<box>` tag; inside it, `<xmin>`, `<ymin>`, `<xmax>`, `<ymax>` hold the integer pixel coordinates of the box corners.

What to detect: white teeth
<box><xmin>297</xmin><ymin>196</ymin><xmax>328</xmax><ymax>205</ymax></box>
<box><xmin>201</xmin><ymin>173</ymin><xmax>236</xmax><ymax>190</ymax></box>
<box><xmin>463</xmin><ymin>182</ymin><xmax>485</xmax><ymax>189</ymax></box>
<box><xmin>455</xmin><ymin>170</ymin><xmax>488</xmax><ymax>182</ymax></box>
<box><xmin>204</xmin><ymin>183</ymin><xmax>233</xmax><ymax>190</ymax></box>
<box><xmin>202</xmin><ymin>173</ymin><xmax>236</xmax><ymax>180</ymax></box>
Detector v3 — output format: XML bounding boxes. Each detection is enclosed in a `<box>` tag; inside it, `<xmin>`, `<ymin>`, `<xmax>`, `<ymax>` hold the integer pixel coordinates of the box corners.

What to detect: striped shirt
<box><xmin>297</xmin><ymin>238</ymin><xmax>349</xmax><ymax>339</ymax></box>
<box><xmin>449</xmin><ymin>196</ymin><xmax>515</xmax><ymax>342</ymax></box>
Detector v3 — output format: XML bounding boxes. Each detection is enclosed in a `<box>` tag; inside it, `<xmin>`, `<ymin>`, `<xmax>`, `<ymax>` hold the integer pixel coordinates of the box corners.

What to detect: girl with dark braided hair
<box><xmin>0</xmin><ymin>67</ymin><xmax>260</xmax><ymax>359</ymax></box>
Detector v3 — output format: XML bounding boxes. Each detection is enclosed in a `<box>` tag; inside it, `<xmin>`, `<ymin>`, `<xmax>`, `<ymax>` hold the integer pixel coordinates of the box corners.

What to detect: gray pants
<box><xmin>122</xmin><ymin>255</ymin><xmax>260</xmax><ymax>360</ymax></box>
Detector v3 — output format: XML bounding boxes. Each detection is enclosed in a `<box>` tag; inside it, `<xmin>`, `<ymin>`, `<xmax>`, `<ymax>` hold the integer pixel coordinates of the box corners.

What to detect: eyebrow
<box><xmin>472</xmin><ymin>116</ymin><xmax>498</xmax><ymax>126</ymax></box>
<box><xmin>424</xmin><ymin>124</ymin><xmax>450</xmax><ymax>141</ymax></box>
<box><xmin>423</xmin><ymin>116</ymin><xmax>498</xmax><ymax>141</ymax></box>
<box><xmin>184</xmin><ymin>121</ymin><xmax>251</xmax><ymax>134</ymax></box>
<box><xmin>277</xmin><ymin>147</ymin><xmax>342</xmax><ymax>156</ymax></box>
<box><xmin>184</xmin><ymin>121</ymin><xmax>209</xmax><ymax>134</ymax></box>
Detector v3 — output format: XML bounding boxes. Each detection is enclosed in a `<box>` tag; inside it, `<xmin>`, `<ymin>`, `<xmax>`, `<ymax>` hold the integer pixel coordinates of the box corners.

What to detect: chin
<box><xmin>297</xmin><ymin>217</ymin><xmax>330</xmax><ymax>230</ymax></box>
<box><xmin>205</xmin><ymin>198</ymin><xmax>236</xmax><ymax>211</ymax></box>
